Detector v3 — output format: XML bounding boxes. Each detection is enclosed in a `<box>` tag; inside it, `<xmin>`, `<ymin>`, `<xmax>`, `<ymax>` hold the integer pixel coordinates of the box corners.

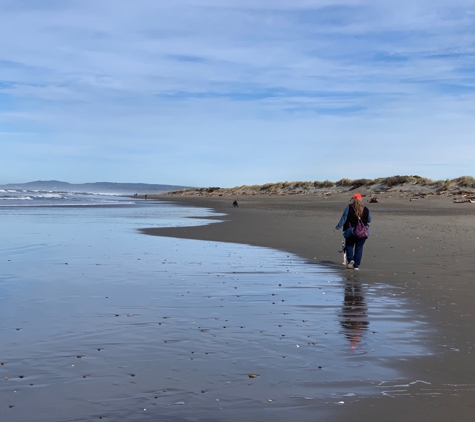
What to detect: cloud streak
<box><xmin>1</xmin><ymin>0</ymin><xmax>474</xmax><ymax>185</ymax></box>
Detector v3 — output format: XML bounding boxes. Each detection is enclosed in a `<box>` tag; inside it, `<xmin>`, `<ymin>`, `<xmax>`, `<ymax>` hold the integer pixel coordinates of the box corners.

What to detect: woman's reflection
<box><xmin>340</xmin><ymin>280</ymin><xmax>369</xmax><ymax>349</ymax></box>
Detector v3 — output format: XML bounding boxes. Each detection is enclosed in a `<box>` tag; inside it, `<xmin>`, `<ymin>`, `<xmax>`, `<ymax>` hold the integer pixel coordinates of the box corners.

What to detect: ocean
<box><xmin>0</xmin><ymin>188</ymin><xmax>136</xmax><ymax>207</ymax></box>
<box><xmin>0</xmin><ymin>190</ymin><xmax>430</xmax><ymax>421</ymax></box>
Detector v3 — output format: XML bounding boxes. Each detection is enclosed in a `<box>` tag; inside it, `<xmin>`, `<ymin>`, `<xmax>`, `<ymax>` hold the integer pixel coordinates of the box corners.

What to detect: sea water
<box><xmin>0</xmin><ymin>193</ymin><xmax>430</xmax><ymax>421</ymax></box>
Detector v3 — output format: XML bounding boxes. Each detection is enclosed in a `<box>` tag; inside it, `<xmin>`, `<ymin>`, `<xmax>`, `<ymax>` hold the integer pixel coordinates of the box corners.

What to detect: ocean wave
<box><xmin>1</xmin><ymin>196</ymin><xmax>33</xmax><ymax>200</ymax></box>
<box><xmin>0</xmin><ymin>201</ymin><xmax>135</xmax><ymax>207</ymax></box>
<box><xmin>34</xmin><ymin>193</ymin><xmax>64</xmax><ymax>199</ymax></box>
<box><xmin>0</xmin><ymin>189</ymin><xmax>133</xmax><ymax>207</ymax></box>
<box><xmin>90</xmin><ymin>192</ymin><xmax>123</xmax><ymax>196</ymax></box>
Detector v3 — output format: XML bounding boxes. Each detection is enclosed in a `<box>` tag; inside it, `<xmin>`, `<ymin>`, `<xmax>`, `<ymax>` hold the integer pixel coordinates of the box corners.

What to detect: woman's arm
<box><xmin>335</xmin><ymin>206</ymin><xmax>349</xmax><ymax>230</ymax></box>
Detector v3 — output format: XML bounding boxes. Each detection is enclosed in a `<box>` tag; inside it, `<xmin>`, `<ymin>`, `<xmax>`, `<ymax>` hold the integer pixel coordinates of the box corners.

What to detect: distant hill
<box><xmin>0</xmin><ymin>180</ymin><xmax>192</xmax><ymax>194</ymax></box>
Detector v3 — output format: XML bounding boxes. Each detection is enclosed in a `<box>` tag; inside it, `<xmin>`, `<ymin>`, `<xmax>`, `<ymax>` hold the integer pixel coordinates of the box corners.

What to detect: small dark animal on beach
<box><xmin>233</xmin><ymin>198</ymin><xmax>239</xmax><ymax>207</ymax></box>
<box><xmin>368</xmin><ymin>197</ymin><xmax>379</xmax><ymax>203</ymax></box>
<box><xmin>339</xmin><ymin>240</ymin><xmax>347</xmax><ymax>266</ymax></box>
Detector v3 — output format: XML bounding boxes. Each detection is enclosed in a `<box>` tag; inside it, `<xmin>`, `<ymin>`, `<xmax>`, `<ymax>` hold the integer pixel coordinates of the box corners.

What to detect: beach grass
<box><xmin>166</xmin><ymin>175</ymin><xmax>475</xmax><ymax>196</ymax></box>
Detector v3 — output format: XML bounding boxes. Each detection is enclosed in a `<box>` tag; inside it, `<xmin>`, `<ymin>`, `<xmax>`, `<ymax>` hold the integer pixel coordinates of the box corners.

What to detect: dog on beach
<box><xmin>233</xmin><ymin>198</ymin><xmax>238</xmax><ymax>207</ymax></box>
<box><xmin>339</xmin><ymin>240</ymin><xmax>347</xmax><ymax>266</ymax></box>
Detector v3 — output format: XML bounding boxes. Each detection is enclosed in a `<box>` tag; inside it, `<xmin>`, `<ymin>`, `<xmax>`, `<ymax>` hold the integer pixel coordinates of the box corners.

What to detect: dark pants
<box><xmin>345</xmin><ymin>236</ymin><xmax>367</xmax><ymax>268</ymax></box>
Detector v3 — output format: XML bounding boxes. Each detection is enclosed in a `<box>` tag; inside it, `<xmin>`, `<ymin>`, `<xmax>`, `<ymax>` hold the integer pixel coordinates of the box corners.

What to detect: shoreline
<box><xmin>140</xmin><ymin>193</ymin><xmax>475</xmax><ymax>421</ymax></box>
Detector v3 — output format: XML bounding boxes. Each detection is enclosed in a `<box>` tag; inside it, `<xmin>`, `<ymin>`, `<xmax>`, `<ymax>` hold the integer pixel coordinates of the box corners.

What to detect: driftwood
<box><xmin>453</xmin><ymin>198</ymin><xmax>475</xmax><ymax>203</ymax></box>
<box><xmin>411</xmin><ymin>193</ymin><xmax>432</xmax><ymax>198</ymax></box>
<box><xmin>454</xmin><ymin>191</ymin><xmax>475</xmax><ymax>197</ymax></box>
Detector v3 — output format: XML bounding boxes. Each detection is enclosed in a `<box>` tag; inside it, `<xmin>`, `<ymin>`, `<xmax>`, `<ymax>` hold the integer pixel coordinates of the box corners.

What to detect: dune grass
<box><xmin>167</xmin><ymin>175</ymin><xmax>475</xmax><ymax>195</ymax></box>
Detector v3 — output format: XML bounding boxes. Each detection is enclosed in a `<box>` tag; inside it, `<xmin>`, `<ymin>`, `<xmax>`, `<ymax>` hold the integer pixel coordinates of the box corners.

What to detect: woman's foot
<box><xmin>346</xmin><ymin>261</ymin><xmax>355</xmax><ymax>269</ymax></box>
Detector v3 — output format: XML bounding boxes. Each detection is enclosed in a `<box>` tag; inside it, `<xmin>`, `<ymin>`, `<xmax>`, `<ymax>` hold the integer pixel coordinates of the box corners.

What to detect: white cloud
<box><xmin>0</xmin><ymin>0</ymin><xmax>474</xmax><ymax>185</ymax></box>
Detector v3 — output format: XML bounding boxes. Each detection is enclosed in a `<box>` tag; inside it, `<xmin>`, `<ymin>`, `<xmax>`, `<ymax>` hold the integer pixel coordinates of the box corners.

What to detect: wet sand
<box><xmin>141</xmin><ymin>193</ymin><xmax>475</xmax><ymax>421</ymax></box>
<box><xmin>5</xmin><ymin>201</ymin><xmax>416</xmax><ymax>422</ymax></box>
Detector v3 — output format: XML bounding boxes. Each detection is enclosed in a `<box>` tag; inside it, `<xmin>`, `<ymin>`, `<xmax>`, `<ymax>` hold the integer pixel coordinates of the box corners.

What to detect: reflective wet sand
<box><xmin>0</xmin><ymin>202</ymin><xmax>430</xmax><ymax>421</ymax></box>
<box><xmin>141</xmin><ymin>194</ymin><xmax>475</xmax><ymax>421</ymax></box>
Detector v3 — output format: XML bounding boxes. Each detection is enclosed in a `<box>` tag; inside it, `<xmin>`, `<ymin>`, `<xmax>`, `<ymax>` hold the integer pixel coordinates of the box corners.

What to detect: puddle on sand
<box><xmin>0</xmin><ymin>203</ymin><xmax>431</xmax><ymax>421</ymax></box>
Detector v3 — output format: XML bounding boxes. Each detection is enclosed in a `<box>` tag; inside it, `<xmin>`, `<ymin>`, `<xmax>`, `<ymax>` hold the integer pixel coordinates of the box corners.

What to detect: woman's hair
<box><xmin>352</xmin><ymin>198</ymin><xmax>363</xmax><ymax>218</ymax></box>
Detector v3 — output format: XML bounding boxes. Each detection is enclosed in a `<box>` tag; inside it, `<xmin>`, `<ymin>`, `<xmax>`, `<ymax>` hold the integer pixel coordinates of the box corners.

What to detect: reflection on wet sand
<box><xmin>340</xmin><ymin>279</ymin><xmax>369</xmax><ymax>350</ymax></box>
<box><xmin>0</xmin><ymin>202</ymin><xmax>431</xmax><ymax>422</ymax></box>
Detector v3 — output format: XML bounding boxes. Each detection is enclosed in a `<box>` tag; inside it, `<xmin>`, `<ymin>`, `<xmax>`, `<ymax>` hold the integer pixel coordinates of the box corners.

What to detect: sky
<box><xmin>1</xmin><ymin>0</ymin><xmax>474</xmax><ymax>187</ymax></box>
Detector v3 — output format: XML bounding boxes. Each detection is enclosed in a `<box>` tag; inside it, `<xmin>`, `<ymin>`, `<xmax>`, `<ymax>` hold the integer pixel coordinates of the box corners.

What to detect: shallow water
<box><xmin>0</xmin><ymin>200</ymin><xmax>430</xmax><ymax>421</ymax></box>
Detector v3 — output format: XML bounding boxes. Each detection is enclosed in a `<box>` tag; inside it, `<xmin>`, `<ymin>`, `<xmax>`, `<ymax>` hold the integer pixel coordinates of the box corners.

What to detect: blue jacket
<box><xmin>335</xmin><ymin>205</ymin><xmax>372</xmax><ymax>237</ymax></box>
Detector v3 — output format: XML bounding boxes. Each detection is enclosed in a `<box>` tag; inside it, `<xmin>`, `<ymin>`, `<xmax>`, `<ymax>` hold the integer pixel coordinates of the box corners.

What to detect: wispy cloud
<box><xmin>1</xmin><ymin>0</ymin><xmax>474</xmax><ymax>185</ymax></box>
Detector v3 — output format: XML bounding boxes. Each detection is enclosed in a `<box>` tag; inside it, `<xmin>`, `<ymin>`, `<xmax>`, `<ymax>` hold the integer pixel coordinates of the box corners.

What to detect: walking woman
<box><xmin>334</xmin><ymin>193</ymin><xmax>372</xmax><ymax>270</ymax></box>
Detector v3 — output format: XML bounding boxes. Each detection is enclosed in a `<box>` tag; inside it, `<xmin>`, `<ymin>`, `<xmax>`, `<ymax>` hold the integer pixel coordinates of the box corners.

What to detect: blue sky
<box><xmin>1</xmin><ymin>0</ymin><xmax>474</xmax><ymax>187</ymax></box>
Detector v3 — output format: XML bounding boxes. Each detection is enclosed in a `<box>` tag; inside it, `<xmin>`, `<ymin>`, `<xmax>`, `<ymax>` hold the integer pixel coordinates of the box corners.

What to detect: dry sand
<box><xmin>141</xmin><ymin>192</ymin><xmax>475</xmax><ymax>421</ymax></box>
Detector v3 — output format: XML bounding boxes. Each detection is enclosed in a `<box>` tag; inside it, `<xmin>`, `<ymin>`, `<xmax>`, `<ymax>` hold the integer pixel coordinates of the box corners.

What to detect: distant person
<box><xmin>144</xmin><ymin>194</ymin><xmax>147</xmax><ymax>199</ymax></box>
<box><xmin>334</xmin><ymin>193</ymin><xmax>371</xmax><ymax>270</ymax></box>
<box><xmin>233</xmin><ymin>198</ymin><xmax>238</xmax><ymax>207</ymax></box>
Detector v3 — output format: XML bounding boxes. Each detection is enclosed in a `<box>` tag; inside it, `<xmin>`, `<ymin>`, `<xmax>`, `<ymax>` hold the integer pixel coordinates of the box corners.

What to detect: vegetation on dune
<box><xmin>454</xmin><ymin>176</ymin><xmax>475</xmax><ymax>187</ymax></box>
<box><xmin>315</xmin><ymin>180</ymin><xmax>334</xmax><ymax>187</ymax></box>
<box><xmin>351</xmin><ymin>178</ymin><xmax>372</xmax><ymax>188</ymax></box>
<box><xmin>336</xmin><ymin>178</ymin><xmax>353</xmax><ymax>186</ymax></box>
<box><xmin>166</xmin><ymin>175</ymin><xmax>475</xmax><ymax>196</ymax></box>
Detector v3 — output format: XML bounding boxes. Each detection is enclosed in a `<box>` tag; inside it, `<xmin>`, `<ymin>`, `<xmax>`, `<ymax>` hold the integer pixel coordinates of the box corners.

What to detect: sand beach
<box><xmin>2</xmin><ymin>188</ymin><xmax>475</xmax><ymax>421</ymax></box>
<box><xmin>141</xmin><ymin>191</ymin><xmax>475</xmax><ymax>421</ymax></box>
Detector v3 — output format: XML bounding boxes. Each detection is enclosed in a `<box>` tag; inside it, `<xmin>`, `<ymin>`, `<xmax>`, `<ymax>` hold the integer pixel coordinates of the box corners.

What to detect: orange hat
<box><xmin>352</xmin><ymin>193</ymin><xmax>362</xmax><ymax>201</ymax></box>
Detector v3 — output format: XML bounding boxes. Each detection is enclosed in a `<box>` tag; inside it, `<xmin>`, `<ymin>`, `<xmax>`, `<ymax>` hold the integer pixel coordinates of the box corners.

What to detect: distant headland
<box><xmin>0</xmin><ymin>180</ymin><xmax>192</xmax><ymax>194</ymax></box>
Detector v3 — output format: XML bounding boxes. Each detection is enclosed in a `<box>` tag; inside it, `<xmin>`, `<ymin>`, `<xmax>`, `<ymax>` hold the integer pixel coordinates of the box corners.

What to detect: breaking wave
<box><xmin>0</xmin><ymin>189</ymin><xmax>135</xmax><ymax>207</ymax></box>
